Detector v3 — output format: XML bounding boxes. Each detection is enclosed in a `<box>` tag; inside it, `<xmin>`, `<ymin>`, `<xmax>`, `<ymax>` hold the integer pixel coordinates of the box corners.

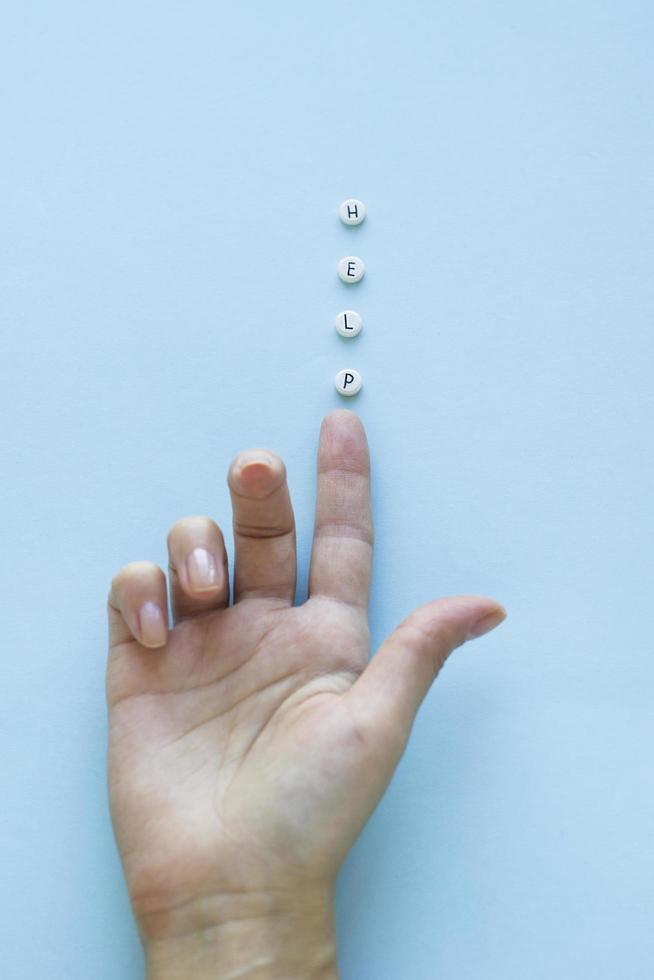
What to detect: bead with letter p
<box><xmin>335</xmin><ymin>368</ymin><xmax>362</xmax><ymax>396</ymax></box>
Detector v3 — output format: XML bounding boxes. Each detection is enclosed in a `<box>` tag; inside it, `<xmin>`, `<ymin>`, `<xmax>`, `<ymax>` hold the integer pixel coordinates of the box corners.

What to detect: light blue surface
<box><xmin>2</xmin><ymin>2</ymin><xmax>653</xmax><ymax>977</ymax></box>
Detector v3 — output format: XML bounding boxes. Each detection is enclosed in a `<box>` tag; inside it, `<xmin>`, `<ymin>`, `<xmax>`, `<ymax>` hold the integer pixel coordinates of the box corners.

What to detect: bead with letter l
<box><xmin>335</xmin><ymin>310</ymin><xmax>362</xmax><ymax>338</ymax></box>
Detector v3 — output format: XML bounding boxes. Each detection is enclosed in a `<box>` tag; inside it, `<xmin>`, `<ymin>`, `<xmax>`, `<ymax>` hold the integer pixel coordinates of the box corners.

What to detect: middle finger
<box><xmin>227</xmin><ymin>449</ymin><xmax>296</xmax><ymax>604</ymax></box>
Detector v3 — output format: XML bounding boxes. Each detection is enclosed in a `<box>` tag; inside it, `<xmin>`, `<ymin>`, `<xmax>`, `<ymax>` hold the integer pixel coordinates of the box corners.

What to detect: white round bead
<box><xmin>339</xmin><ymin>199</ymin><xmax>366</xmax><ymax>225</ymax></box>
<box><xmin>337</xmin><ymin>256</ymin><xmax>365</xmax><ymax>283</ymax></box>
<box><xmin>335</xmin><ymin>368</ymin><xmax>363</xmax><ymax>396</ymax></box>
<box><xmin>335</xmin><ymin>310</ymin><xmax>363</xmax><ymax>338</ymax></box>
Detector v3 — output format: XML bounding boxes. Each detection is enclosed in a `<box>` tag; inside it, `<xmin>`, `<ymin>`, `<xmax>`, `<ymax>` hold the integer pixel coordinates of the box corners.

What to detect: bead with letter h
<box><xmin>339</xmin><ymin>198</ymin><xmax>366</xmax><ymax>226</ymax></box>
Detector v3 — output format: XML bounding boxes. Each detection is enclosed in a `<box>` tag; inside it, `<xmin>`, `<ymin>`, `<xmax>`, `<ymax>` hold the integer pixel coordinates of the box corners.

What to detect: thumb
<box><xmin>345</xmin><ymin>595</ymin><xmax>506</xmax><ymax>755</ymax></box>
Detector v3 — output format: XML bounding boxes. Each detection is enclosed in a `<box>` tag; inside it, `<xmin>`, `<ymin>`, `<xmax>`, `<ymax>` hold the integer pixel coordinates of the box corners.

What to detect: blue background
<box><xmin>2</xmin><ymin>2</ymin><xmax>653</xmax><ymax>977</ymax></box>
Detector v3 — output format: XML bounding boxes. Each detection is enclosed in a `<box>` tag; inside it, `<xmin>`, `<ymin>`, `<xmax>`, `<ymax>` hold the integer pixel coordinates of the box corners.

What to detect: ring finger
<box><xmin>167</xmin><ymin>516</ymin><xmax>230</xmax><ymax>622</ymax></box>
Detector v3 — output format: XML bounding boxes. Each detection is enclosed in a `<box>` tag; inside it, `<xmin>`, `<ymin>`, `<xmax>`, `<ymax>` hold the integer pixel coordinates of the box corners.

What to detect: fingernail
<box><xmin>232</xmin><ymin>452</ymin><xmax>280</xmax><ymax>498</ymax></box>
<box><xmin>138</xmin><ymin>601</ymin><xmax>167</xmax><ymax>647</ymax></box>
<box><xmin>186</xmin><ymin>547</ymin><xmax>221</xmax><ymax>592</ymax></box>
<box><xmin>466</xmin><ymin>606</ymin><xmax>507</xmax><ymax>641</ymax></box>
<box><xmin>238</xmin><ymin>451</ymin><xmax>274</xmax><ymax>474</ymax></box>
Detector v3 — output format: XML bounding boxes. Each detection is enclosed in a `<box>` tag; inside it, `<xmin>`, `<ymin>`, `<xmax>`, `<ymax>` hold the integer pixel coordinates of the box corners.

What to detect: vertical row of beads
<box><xmin>334</xmin><ymin>199</ymin><xmax>366</xmax><ymax>397</ymax></box>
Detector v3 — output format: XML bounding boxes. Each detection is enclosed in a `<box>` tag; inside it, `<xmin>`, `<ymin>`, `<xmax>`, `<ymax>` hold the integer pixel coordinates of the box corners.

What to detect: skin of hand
<box><xmin>106</xmin><ymin>410</ymin><xmax>506</xmax><ymax>979</ymax></box>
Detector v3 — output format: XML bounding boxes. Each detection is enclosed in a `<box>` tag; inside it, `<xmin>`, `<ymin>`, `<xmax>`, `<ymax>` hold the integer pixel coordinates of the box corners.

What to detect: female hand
<box><xmin>107</xmin><ymin>410</ymin><xmax>506</xmax><ymax>978</ymax></box>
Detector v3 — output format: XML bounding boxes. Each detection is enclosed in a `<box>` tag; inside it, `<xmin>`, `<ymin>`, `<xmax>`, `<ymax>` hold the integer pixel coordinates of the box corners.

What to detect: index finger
<box><xmin>308</xmin><ymin>410</ymin><xmax>373</xmax><ymax>610</ymax></box>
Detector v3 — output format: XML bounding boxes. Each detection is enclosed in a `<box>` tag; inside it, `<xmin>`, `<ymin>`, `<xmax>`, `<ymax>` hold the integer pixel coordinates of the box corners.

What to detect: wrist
<box><xmin>143</xmin><ymin>885</ymin><xmax>338</xmax><ymax>980</ymax></box>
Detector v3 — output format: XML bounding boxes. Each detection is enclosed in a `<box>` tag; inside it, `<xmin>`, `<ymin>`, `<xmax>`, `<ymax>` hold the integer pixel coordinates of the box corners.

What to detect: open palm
<box><xmin>106</xmin><ymin>411</ymin><xmax>505</xmax><ymax>945</ymax></box>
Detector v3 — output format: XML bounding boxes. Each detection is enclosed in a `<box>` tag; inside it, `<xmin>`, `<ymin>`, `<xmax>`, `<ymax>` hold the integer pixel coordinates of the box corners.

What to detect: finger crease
<box><xmin>318</xmin><ymin>461</ymin><xmax>370</xmax><ymax>479</ymax></box>
<box><xmin>234</xmin><ymin>523</ymin><xmax>295</xmax><ymax>540</ymax></box>
<box><xmin>312</xmin><ymin>520</ymin><xmax>373</xmax><ymax>546</ymax></box>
